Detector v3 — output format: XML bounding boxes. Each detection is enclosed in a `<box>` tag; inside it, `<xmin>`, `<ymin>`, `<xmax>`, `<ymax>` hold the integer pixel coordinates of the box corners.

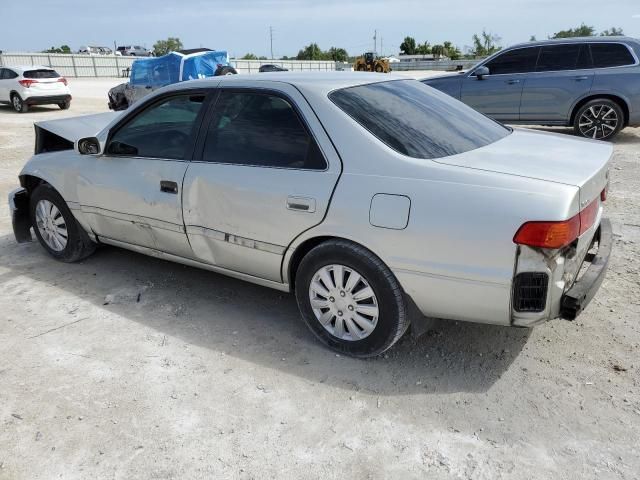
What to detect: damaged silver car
<box><xmin>9</xmin><ymin>73</ymin><xmax>612</xmax><ymax>357</ymax></box>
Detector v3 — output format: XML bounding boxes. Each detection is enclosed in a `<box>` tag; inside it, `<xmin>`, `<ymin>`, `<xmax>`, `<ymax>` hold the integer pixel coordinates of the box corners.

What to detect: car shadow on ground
<box><xmin>524</xmin><ymin>124</ymin><xmax>638</xmax><ymax>145</ymax></box>
<box><xmin>0</xmin><ymin>104</ymin><xmax>61</xmax><ymax>114</ymax></box>
<box><xmin>0</xmin><ymin>235</ymin><xmax>531</xmax><ymax>395</ymax></box>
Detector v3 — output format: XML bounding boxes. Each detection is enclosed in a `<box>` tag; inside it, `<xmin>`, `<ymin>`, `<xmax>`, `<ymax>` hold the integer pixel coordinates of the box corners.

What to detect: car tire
<box><xmin>11</xmin><ymin>93</ymin><xmax>28</xmax><ymax>113</ymax></box>
<box><xmin>573</xmin><ymin>99</ymin><xmax>624</xmax><ymax>141</ymax></box>
<box><xmin>58</xmin><ymin>100</ymin><xmax>71</xmax><ymax>110</ymax></box>
<box><xmin>214</xmin><ymin>66</ymin><xmax>238</xmax><ymax>76</ymax></box>
<box><xmin>295</xmin><ymin>240</ymin><xmax>409</xmax><ymax>358</ymax></box>
<box><xmin>29</xmin><ymin>184</ymin><xmax>96</xmax><ymax>263</ymax></box>
<box><xmin>375</xmin><ymin>64</ymin><xmax>384</xmax><ymax>73</ymax></box>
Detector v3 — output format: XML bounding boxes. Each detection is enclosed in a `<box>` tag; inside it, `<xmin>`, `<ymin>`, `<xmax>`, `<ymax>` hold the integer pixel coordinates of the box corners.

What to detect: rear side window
<box><xmin>485</xmin><ymin>47</ymin><xmax>540</xmax><ymax>75</ymax></box>
<box><xmin>23</xmin><ymin>69</ymin><xmax>60</xmax><ymax>79</ymax></box>
<box><xmin>590</xmin><ymin>43</ymin><xmax>635</xmax><ymax>68</ymax></box>
<box><xmin>107</xmin><ymin>94</ymin><xmax>205</xmax><ymax>159</ymax></box>
<box><xmin>330</xmin><ymin>80</ymin><xmax>510</xmax><ymax>159</ymax></box>
<box><xmin>536</xmin><ymin>44</ymin><xmax>591</xmax><ymax>71</ymax></box>
<box><xmin>201</xmin><ymin>91</ymin><xmax>326</xmax><ymax>170</ymax></box>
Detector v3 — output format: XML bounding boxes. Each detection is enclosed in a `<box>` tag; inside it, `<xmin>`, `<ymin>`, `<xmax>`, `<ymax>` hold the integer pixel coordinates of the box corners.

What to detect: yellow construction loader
<box><xmin>354</xmin><ymin>52</ymin><xmax>391</xmax><ymax>73</ymax></box>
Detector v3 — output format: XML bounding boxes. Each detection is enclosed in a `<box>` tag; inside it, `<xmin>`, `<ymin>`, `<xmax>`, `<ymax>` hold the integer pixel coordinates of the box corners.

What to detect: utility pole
<box><xmin>373</xmin><ymin>29</ymin><xmax>377</xmax><ymax>53</ymax></box>
<box><xmin>381</xmin><ymin>37</ymin><xmax>383</xmax><ymax>56</ymax></box>
<box><xmin>270</xmin><ymin>26</ymin><xmax>274</xmax><ymax>59</ymax></box>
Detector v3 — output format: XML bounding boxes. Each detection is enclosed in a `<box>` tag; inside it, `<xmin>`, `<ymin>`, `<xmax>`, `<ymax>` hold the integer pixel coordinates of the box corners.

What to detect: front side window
<box><xmin>590</xmin><ymin>43</ymin><xmax>635</xmax><ymax>68</ymax></box>
<box><xmin>201</xmin><ymin>91</ymin><xmax>326</xmax><ymax>169</ymax></box>
<box><xmin>107</xmin><ymin>94</ymin><xmax>205</xmax><ymax>159</ymax></box>
<box><xmin>485</xmin><ymin>47</ymin><xmax>540</xmax><ymax>75</ymax></box>
<box><xmin>330</xmin><ymin>80</ymin><xmax>510</xmax><ymax>159</ymax></box>
<box><xmin>536</xmin><ymin>44</ymin><xmax>591</xmax><ymax>71</ymax></box>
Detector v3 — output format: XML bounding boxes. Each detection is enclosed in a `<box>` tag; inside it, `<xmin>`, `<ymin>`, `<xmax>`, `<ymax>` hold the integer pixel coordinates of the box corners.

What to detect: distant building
<box><xmin>398</xmin><ymin>54</ymin><xmax>450</xmax><ymax>62</ymax></box>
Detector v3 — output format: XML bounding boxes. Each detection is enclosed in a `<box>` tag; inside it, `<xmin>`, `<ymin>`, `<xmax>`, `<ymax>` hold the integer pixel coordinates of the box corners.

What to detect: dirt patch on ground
<box><xmin>0</xmin><ymin>79</ymin><xmax>639</xmax><ymax>479</ymax></box>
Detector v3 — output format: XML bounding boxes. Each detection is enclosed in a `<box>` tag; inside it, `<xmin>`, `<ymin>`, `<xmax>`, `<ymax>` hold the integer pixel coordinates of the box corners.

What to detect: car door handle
<box><xmin>573</xmin><ymin>76</ymin><xmax>590</xmax><ymax>81</ymax></box>
<box><xmin>286</xmin><ymin>196</ymin><xmax>316</xmax><ymax>213</ymax></box>
<box><xmin>506</xmin><ymin>79</ymin><xmax>521</xmax><ymax>85</ymax></box>
<box><xmin>160</xmin><ymin>180</ymin><xmax>178</xmax><ymax>194</ymax></box>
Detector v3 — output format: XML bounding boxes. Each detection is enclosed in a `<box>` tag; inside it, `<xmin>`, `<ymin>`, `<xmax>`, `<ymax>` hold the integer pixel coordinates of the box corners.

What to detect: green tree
<box><xmin>415</xmin><ymin>42</ymin><xmax>432</xmax><ymax>55</ymax></box>
<box><xmin>44</xmin><ymin>45</ymin><xmax>71</xmax><ymax>54</ymax></box>
<box><xmin>242</xmin><ymin>53</ymin><xmax>258</xmax><ymax>60</ymax></box>
<box><xmin>152</xmin><ymin>37</ymin><xmax>183</xmax><ymax>56</ymax></box>
<box><xmin>529</xmin><ymin>35</ymin><xmax>537</xmax><ymax>42</ymax></box>
<box><xmin>327</xmin><ymin>47</ymin><xmax>349</xmax><ymax>62</ymax></box>
<box><xmin>601</xmin><ymin>27</ymin><xmax>624</xmax><ymax>36</ymax></box>
<box><xmin>400</xmin><ymin>36</ymin><xmax>417</xmax><ymax>55</ymax></box>
<box><xmin>432</xmin><ymin>44</ymin><xmax>445</xmax><ymax>57</ymax></box>
<box><xmin>443</xmin><ymin>41</ymin><xmax>462</xmax><ymax>60</ymax></box>
<box><xmin>296</xmin><ymin>43</ymin><xmax>324</xmax><ymax>60</ymax></box>
<box><xmin>551</xmin><ymin>23</ymin><xmax>595</xmax><ymax>38</ymax></box>
<box><xmin>471</xmin><ymin>30</ymin><xmax>501</xmax><ymax>57</ymax></box>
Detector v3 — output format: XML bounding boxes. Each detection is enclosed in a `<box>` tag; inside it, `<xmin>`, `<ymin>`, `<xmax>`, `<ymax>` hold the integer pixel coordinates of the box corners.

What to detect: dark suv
<box><xmin>422</xmin><ymin>37</ymin><xmax>640</xmax><ymax>140</ymax></box>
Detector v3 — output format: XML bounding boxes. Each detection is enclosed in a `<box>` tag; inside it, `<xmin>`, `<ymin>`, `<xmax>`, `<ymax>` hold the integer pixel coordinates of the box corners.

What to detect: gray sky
<box><xmin>3</xmin><ymin>0</ymin><xmax>640</xmax><ymax>56</ymax></box>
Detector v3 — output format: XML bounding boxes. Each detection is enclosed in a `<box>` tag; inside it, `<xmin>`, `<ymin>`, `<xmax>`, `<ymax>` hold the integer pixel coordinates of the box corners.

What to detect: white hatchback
<box><xmin>0</xmin><ymin>66</ymin><xmax>71</xmax><ymax>113</ymax></box>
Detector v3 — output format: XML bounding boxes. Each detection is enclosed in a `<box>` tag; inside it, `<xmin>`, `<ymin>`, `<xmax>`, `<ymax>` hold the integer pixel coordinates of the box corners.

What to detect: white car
<box><xmin>0</xmin><ymin>66</ymin><xmax>72</xmax><ymax>113</ymax></box>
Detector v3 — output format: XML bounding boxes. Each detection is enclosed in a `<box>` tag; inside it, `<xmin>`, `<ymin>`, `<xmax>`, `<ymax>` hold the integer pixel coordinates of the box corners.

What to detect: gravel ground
<box><xmin>0</xmin><ymin>78</ymin><xmax>639</xmax><ymax>480</ymax></box>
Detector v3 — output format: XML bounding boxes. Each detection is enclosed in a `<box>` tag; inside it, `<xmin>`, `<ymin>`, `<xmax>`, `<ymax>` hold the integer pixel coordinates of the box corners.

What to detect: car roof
<box><xmin>508</xmin><ymin>36</ymin><xmax>639</xmax><ymax>50</ymax></box>
<box><xmin>169</xmin><ymin>71</ymin><xmax>409</xmax><ymax>95</ymax></box>
<box><xmin>3</xmin><ymin>65</ymin><xmax>55</xmax><ymax>73</ymax></box>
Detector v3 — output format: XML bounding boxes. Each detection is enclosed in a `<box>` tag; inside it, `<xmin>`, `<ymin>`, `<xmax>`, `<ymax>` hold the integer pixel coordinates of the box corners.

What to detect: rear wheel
<box><xmin>30</xmin><ymin>184</ymin><xmax>96</xmax><ymax>262</ymax></box>
<box><xmin>295</xmin><ymin>240</ymin><xmax>409</xmax><ymax>357</ymax></box>
<box><xmin>215</xmin><ymin>66</ymin><xmax>238</xmax><ymax>76</ymax></box>
<box><xmin>58</xmin><ymin>100</ymin><xmax>71</xmax><ymax>110</ymax></box>
<box><xmin>375</xmin><ymin>64</ymin><xmax>384</xmax><ymax>73</ymax></box>
<box><xmin>11</xmin><ymin>93</ymin><xmax>28</xmax><ymax>113</ymax></box>
<box><xmin>573</xmin><ymin>99</ymin><xmax>624</xmax><ymax>140</ymax></box>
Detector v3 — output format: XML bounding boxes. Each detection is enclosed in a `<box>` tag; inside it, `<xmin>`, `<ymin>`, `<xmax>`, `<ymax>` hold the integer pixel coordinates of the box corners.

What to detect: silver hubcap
<box><xmin>309</xmin><ymin>264</ymin><xmax>379</xmax><ymax>341</ymax></box>
<box><xmin>35</xmin><ymin>199</ymin><xmax>68</xmax><ymax>252</ymax></box>
<box><xmin>579</xmin><ymin>105</ymin><xmax>618</xmax><ymax>139</ymax></box>
<box><xmin>13</xmin><ymin>96</ymin><xmax>21</xmax><ymax>110</ymax></box>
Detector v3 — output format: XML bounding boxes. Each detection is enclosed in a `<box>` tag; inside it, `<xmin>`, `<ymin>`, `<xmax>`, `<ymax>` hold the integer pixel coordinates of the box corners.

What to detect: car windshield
<box><xmin>23</xmin><ymin>69</ymin><xmax>60</xmax><ymax>79</ymax></box>
<box><xmin>330</xmin><ymin>80</ymin><xmax>510</xmax><ymax>159</ymax></box>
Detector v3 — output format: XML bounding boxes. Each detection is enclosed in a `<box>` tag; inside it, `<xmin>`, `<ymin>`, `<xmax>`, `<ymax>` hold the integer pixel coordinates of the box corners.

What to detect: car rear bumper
<box><xmin>560</xmin><ymin>218</ymin><xmax>612</xmax><ymax>320</ymax></box>
<box><xmin>8</xmin><ymin>187</ymin><xmax>32</xmax><ymax>243</ymax></box>
<box><xmin>24</xmin><ymin>94</ymin><xmax>71</xmax><ymax>105</ymax></box>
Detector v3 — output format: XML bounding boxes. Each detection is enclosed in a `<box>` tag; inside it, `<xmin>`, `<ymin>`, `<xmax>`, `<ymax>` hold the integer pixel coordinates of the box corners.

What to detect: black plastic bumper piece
<box><xmin>561</xmin><ymin>218</ymin><xmax>612</xmax><ymax>320</ymax></box>
<box><xmin>24</xmin><ymin>94</ymin><xmax>71</xmax><ymax>106</ymax></box>
<box><xmin>9</xmin><ymin>187</ymin><xmax>32</xmax><ymax>243</ymax></box>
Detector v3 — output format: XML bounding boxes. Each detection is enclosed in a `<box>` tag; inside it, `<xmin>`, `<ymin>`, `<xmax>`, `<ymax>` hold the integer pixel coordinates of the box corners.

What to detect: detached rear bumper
<box><xmin>560</xmin><ymin>218</ymin><xmax>612</xmax><ymax>320</ymax></box>
<box><xmin>8</xmin><ymin>187</ymin><xmax>32</xmax><ymax>243</ymax></box>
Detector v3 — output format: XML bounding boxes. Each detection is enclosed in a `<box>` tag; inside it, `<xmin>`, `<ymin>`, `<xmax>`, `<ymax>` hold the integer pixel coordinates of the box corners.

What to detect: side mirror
<box><xmin>77</xmin><ymin>137</ymin><xmax>101</xmax><ymax>155</ymax></box>
<box><xmin>474</xmin><ymin>66</ymin><xmax>490</xmax><ymax>80</ymax></box>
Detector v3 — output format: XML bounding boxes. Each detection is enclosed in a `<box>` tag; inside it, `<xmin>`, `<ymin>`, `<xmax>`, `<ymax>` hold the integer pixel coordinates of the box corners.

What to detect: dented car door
<box><xmin>77</xmin><ymin>92</ymin><xmax>209</xmax><ymax>257</ymax></box>
<box><xmin>182</xmin><ymin>83</ymin><xmax>341</xmax><ymax>282</ymax></box>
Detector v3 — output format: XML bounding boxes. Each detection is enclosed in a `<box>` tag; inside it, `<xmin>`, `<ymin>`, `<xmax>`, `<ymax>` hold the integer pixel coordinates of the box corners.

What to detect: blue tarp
<box><xmin>129</xmin><ymin>51</ymin><xmax>229</xmax><ymax>88</ymax></box>
<box><xmin>181</xmin><ymin>51</ymin><xmax>229</xmax><ymax>80</ymax></box>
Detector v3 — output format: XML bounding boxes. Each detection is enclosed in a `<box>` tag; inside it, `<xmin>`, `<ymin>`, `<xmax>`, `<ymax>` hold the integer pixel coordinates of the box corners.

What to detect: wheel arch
<box><xmin>570</xmin><ymin>94</ymin><xmax>630</xmax><ymax>127</ymax></box>
<box><xmin>284</xmin><ymin>235</ymin><xmax>390</xmax><ymax>291</ymax></box>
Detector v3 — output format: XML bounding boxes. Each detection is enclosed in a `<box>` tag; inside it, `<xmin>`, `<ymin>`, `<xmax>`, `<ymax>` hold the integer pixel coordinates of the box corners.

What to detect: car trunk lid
<box><xmin>435</xmin><ymin>128</ymin><xmax>612</xmax><ymax>209</ymax></box>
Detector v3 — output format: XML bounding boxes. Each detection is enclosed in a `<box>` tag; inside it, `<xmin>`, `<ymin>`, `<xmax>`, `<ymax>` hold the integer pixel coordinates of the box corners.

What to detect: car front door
<box><xmin>182</xmin><ymin>82</ymin><xmax>341</xmax><ymax>283</ymax></box>
<box><xmin>519</xmin><ymin>43</ymin><xmax>594</xmax><ymax>123</ymax></box>
<box><xmin>461</xmin><ymin>47</ymin><xmax>540</xmax><ymax>121</ymax></box>
<box><xmin>77</xmin><ymin>91</ymin><xmax>210</xmax><ymax>258</ymax></box>
<box><xmin>0</xmin><ymin>68</ymin><xmax>16</xmax><ymax>102</ymax></box>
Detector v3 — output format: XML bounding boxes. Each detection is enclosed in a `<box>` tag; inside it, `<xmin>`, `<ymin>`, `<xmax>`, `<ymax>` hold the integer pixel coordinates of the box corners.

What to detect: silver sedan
<box><xmin>8</xmin><ymin>73</ymin><xmax>612</xmax><ymax>357</ymax></box>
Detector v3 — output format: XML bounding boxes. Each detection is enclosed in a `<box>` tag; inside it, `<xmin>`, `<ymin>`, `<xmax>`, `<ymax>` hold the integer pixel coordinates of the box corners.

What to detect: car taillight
<box><xmin>57</xmin><ymin>77</ymin><xmax>68</xmax><ymax>86</ymax></box>
<box><xmin>18</xmin><ymin>79</ymin><xmax>37</xmax><ymax>87</ymax></box>
<box><xmin>514</xmin><ymin>198</ymin><xmax>600</xmax><ymax>249</ymax></box>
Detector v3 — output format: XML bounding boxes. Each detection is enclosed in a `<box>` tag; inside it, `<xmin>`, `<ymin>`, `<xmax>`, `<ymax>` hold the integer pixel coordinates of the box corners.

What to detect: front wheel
<box><xmin>58</xmin><ymin>100</ymin><xmax>71</xmax><ymax>110</ymax></box>
<box><xmin>30</xmin><ymin>184</ymin><xmax>96</xmax><ymax>262</ymax></box>
<box><xmin>573</xmin><ymin>99</ymin><xmax>624</xmax><ymax>140</ymax></box>
<box><xmin>295</xmin><ymin>240</ymin><xmax>409</xmax><ymax>357</ymax></box>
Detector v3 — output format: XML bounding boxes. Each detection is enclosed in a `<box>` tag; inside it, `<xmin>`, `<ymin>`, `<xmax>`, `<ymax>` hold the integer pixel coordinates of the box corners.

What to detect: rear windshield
<box><xmin>329</xmin><ymin>80</ymin><xmax>510</xmax><ymax>159</ymax></box>
<box><xmin>23</xmin><ymin>69</ymin><xmax>60</xmax><ymax>79</ymax></box>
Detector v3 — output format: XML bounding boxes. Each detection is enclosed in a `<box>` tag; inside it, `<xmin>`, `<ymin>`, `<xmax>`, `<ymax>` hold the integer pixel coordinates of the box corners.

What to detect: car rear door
<box><xmin>76</xmin><ymin>91</ymin><xmax>210</xmax><ymax>257</ymax></box>
<box><xmin>0</xmin><ymin>69</ymin><xmax>8</xmax><ymax>101</ymax></box>
<box><xmin>519</xmin><ymin>43</ymin><xmax>594</xmax><ymax>123</ymax></box>
<box><xmin>182</xmin><ymin>81</ymin><xmax>341</xmax><ymax>283</ymax></box>
<box><xmin>461</xmin><ymin>46</ymin><xmax>540</xmax><ymax>121</ymax></box>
